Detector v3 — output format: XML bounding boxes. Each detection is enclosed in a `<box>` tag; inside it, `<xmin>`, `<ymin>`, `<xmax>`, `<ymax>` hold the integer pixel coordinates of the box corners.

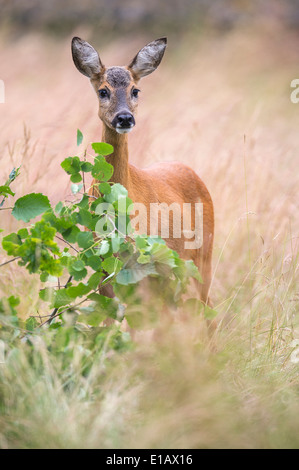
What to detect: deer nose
<box><xmin>115</xmin><ymin>113</ymin><xmax>135</xmax><ymax>129</ymax></box>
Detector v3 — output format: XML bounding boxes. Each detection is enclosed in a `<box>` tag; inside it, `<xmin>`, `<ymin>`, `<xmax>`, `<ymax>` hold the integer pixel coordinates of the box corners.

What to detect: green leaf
<box><xmin>55</xmin><ymin>201</ymin><xmax>63</xmax><ymax>214</ymax></box>
<box><xmin>137</xmin><ymin>253</ymin><xmax>151</xmax><ymax>264</ymax></box>
<box><xmin>90</xmin><ymin>196</ymin><xmax>104</xmax><ymax>212</ymax></box>
<box><xmin>111</xmin><ymin>236</ymin><xmax>124</xmax><ymax>253</ymax></box>
<box><xmin>98</xmin><ymin>240</ymin><xmax>110</xmax><ymax>255</ymax></box>
<box><xmin>98</xmin><ymin>182</ymin><xmax>111</xmax><ymax>194</ymax></box>
<box><xmin>78</xmin><ymin>294</ymin><xmax>117</xmax><ymax>326</ymax></box>
<box><xmin>80</xmin><ymin>162</ymin><xmax>93</xmax><ymax>172</ymax></box>
<box><xmin>39</xmin><ymin>287</ymin><xmax>54</xmax><ymax>303</ymax></box>
<box><xmin>26</xmin><ymin>317</ymin><xmax>38</xmax><ymax>331</ymax></box>
<box><xmin>204</xmin><ymin>305</ymin><xmax>218</xmax><ymax>320</ymax></box>
<box><xmin>77</xmin><ymin>194</ymin><xmax>90</xmax><ymax>210</ymax></box>
<box><xmin>62</xmin><ymin>226</ymin><xmax>80</xmax><ymax>244</ymax></box>
<box><xmin>150</xmin><ymin>242</ymin><xmax>176</xmax><ymax>268</ymax></box>
<box><xmin>71</xmin><ymin>259</ymin><xmax>85</xmax><ymax>271</ymax></box>
<box><xmin>135</xmin><ymin>236</ymin><xmax>148</xmax><ymax>250</ymax></box>
<box><xmin>61</xmin><ymin>156</ymin><xmax>81</xmax><ymax>175</ymax></box>
<box><xmin>116</xmin><ymin>262</ymin><xmax>157</xmax><ymax>285</ymax></box>
<box><xmin>91</xmin><ymin>142</ymin><xmax>114</xmax><ymax>156</ymax></box>
<box><xmin>2</xmin><ymin>232</ymin><xmax>22</xmax><ymax>255</ymax></box>
<box><xmin>71</xmin><ymin>183</ymin><xmax>83</xmax><ymax>194</ymax></box>
<box><xmin>77</xmin><ymin>129</ymin><xmax>83</xmax><ymax>146</ymax></box>
<box><xmin>66</xmin><ymin>282</ymin><xmax>91</xmax><ymax>298</ymax></box>
<box><xmin>87</xmin><ymin>271</ymin><xmax>102</xmax><ymax>290</ymax></box>
<box><xmin>8</xmin><ymin>295</ymin><xmax>20</xmax><ymax>308</ymax></box>
<box><xmin>77</xmin><ymin>209</ymin><xmax>93</xmax><ymax>230</ymax></box>
<box><xmin>0</xmin><ymin>185</ymin><xmax>14</xmax><ymax>197</ymax></box>
<box><xmin>70</xmin><ymin>173</ymin><xmax>82</xmax><ymax>183</ymax></box>
<box><xmin>12</xmin><ymin>193</ymin><xmax>51</xmax><ymax>223</ymax></box>
<box><xmin>104</xmin><ymin>183</ymin><xmax>128</xmax><ymax>203</ymax></box>
<box><xmin>17</xmin><ymin>228</ymin><xmax>29</xmax><ymax>239</ymax></box>
<box><xmin>77</xmin><ymin>231</ymin><xmax>94</xmax><ymax>249</ymax></box>
<box><xmin>68</xmin><ymin>265</ymin><xmax>87</xmax><ymax>281</ymax></box>
<box><xmin>53</xmin><ymin>290</ymin><xmax>74</xmax><ymax>308</ymax></box>
<box><xmin>40</xmin><ymin>272</ymin><xmax>49</xmax><ymax>282</ymax></box>
<box><xmin>87</xmin><ymin>293</ymin><xmax>118</xmax><ymax>319</ymax></box>
<box><xmin>91</xmin><ymin>156</ymin><xmax>114</xmax><ymax>181</ymax></box>
<box><xmin>77</xmin><ymin>307</ymin><xmax>106</xmax><ymax>327</ymax></box>
<box><xmin>86</xmin><ymin>255</ymin><xmax>102</xmax><ymax>271</ymax></box>
<box><xmin>102</xmin><ymin>257</ymin><xmax>123</xmax><ymax>275</ymax></box>
<box><xmin>185</xmin><ymin>260</ymin><xmax>203</xmax><ymax>283</ymax></box>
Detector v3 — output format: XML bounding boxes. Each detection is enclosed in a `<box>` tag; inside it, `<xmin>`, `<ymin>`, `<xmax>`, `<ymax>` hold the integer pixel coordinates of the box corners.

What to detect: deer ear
<box><xmin>71</xmin><ymin>37</ymin><xmax>104</xmax><ymax>78</ymax></box>
<box><xmin>128</xmin><ymin>37</ymin><xmax>167</xmax><ymax>80</ymax></box>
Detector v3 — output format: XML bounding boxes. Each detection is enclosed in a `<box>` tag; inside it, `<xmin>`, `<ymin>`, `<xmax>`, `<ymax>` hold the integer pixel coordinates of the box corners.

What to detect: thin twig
<box><xmin>46</xmin><ymin>275</ymin><xmax>73</xmax><ymax>324</ymax></box>
<box><xmin>0</xmin><ymin>256</ymin><xmax>21</xmax><ymax>268</ymax></box>
<box><xmin>40</xmin><ymin>296</ymin><xmax>86</xmax><ymax>327</ymax></box>
<box><xmin>55</xmin><ymin>235</ymin><xmax>79</xmax><ymax>253</ymax></box>
<box><xmin>41</xmin><ymin>277</ymin><xmax>106</xmax><ymax>327</ymax></box>
<box><xmin>29</xmin><ymin>314</ymin><xmax>51</xmax><ymax>319</ymax></box>
<box><xmin>107</xmin><ymin>214</ymin><xmax>135</xmax><ymax>243</ymax></box>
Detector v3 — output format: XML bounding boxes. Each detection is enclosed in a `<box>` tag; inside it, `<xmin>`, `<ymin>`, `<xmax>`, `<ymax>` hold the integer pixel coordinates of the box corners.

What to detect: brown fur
<box><xmin>72</xmin><ymin>37</ymin><xmax>214</xmax><ymax>306</ymax></box>
<box><xmin>90</xmin><ymin>125</ymin><xmax>214</xmax><ymax>306</ymax></box>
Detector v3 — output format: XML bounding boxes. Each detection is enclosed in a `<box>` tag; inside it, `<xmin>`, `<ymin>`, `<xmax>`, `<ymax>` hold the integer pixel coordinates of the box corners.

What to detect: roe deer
<box><xmin>71</xmin><ymin>37</ymin><xmax>214</xmax><ymax>306</ymax></box>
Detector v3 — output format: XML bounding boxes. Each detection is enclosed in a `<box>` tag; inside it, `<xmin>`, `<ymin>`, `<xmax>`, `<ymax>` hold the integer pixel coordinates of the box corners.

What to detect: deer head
<box><xmin>71</xmin><ymin>37</ymin><xmax>167</xmax><ymax>134</ymax></box>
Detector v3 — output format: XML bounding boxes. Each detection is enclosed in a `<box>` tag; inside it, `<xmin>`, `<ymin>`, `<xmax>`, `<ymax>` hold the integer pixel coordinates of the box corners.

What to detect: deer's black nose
<box><xmin>113</xmin><ymin>113</ymin><xmax>135</xmax><ymax>129</ymax></box>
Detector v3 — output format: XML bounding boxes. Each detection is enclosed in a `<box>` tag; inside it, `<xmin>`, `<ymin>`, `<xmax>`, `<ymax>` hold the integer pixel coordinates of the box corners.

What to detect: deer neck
<box><xmin>102</xmin><ymin>123</ymin><xmax>130</xmax><ymax>189</ymax></box>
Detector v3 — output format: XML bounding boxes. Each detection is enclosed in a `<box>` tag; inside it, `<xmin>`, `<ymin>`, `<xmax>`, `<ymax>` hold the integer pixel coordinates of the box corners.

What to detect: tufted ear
<box><xmin>128</xmin><ymin>37</ymin><xmax>167</xmax><ymax>80</ymax></box>
<box><xmin>71</xmin><ymin>37</ymin><xmax>104</xmax><ymax>78</ymax></box>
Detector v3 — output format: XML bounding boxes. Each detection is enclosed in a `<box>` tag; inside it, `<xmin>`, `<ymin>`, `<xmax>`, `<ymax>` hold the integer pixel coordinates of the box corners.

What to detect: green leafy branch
<box><xmin>0</xmin><ymin>130</ymin><xmax>217</xmax><ymax>335</ymax></box>
<box><xmin>0</xmin><ymin>166</ymin><xmax>21</xmax><ymax>208</ymax></box>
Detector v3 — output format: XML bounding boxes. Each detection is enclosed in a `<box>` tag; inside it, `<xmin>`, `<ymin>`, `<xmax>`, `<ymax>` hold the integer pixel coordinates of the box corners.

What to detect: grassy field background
<box><xmin>0</xmin><ymin>16</ymin><xmax>299</xmax><ymax>448</ymax></box>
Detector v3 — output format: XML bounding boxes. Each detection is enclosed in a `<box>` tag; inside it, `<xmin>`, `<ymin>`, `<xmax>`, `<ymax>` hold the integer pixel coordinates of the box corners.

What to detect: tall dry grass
<box><xmin>0</xmin><ymin>23</ymin><xmax>298</xmax><ymax>448</ymax></box>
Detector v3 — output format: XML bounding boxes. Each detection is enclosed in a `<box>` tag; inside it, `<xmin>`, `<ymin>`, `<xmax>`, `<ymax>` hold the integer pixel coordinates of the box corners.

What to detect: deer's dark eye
<box><xmin>99</xmin><ymin>88</ymin><xmax>109</xmax><ymax>99</ymax></box>
<box><xmin>132</xmin><ymin>88</ymin><xmax>140</xmax><ymax>98</ymax></box>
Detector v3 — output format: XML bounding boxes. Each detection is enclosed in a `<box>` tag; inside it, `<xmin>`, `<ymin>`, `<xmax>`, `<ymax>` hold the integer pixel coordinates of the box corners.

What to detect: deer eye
<box><xmin>132</xmin><ymin>88</ymin><xmax>140</xmax><ymax>98</ymax></box>
<box><xmin>99</xmin><ymin>88</ymin><xmax>109</xmax><ymax>99</ymax></box>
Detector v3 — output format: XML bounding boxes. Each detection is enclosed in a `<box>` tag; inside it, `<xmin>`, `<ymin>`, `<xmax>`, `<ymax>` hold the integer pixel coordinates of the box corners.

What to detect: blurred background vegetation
<box><xmin>1</xmin><ymin>0</ymin><xmax>299</xmax><ymax>38</ymax></box>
